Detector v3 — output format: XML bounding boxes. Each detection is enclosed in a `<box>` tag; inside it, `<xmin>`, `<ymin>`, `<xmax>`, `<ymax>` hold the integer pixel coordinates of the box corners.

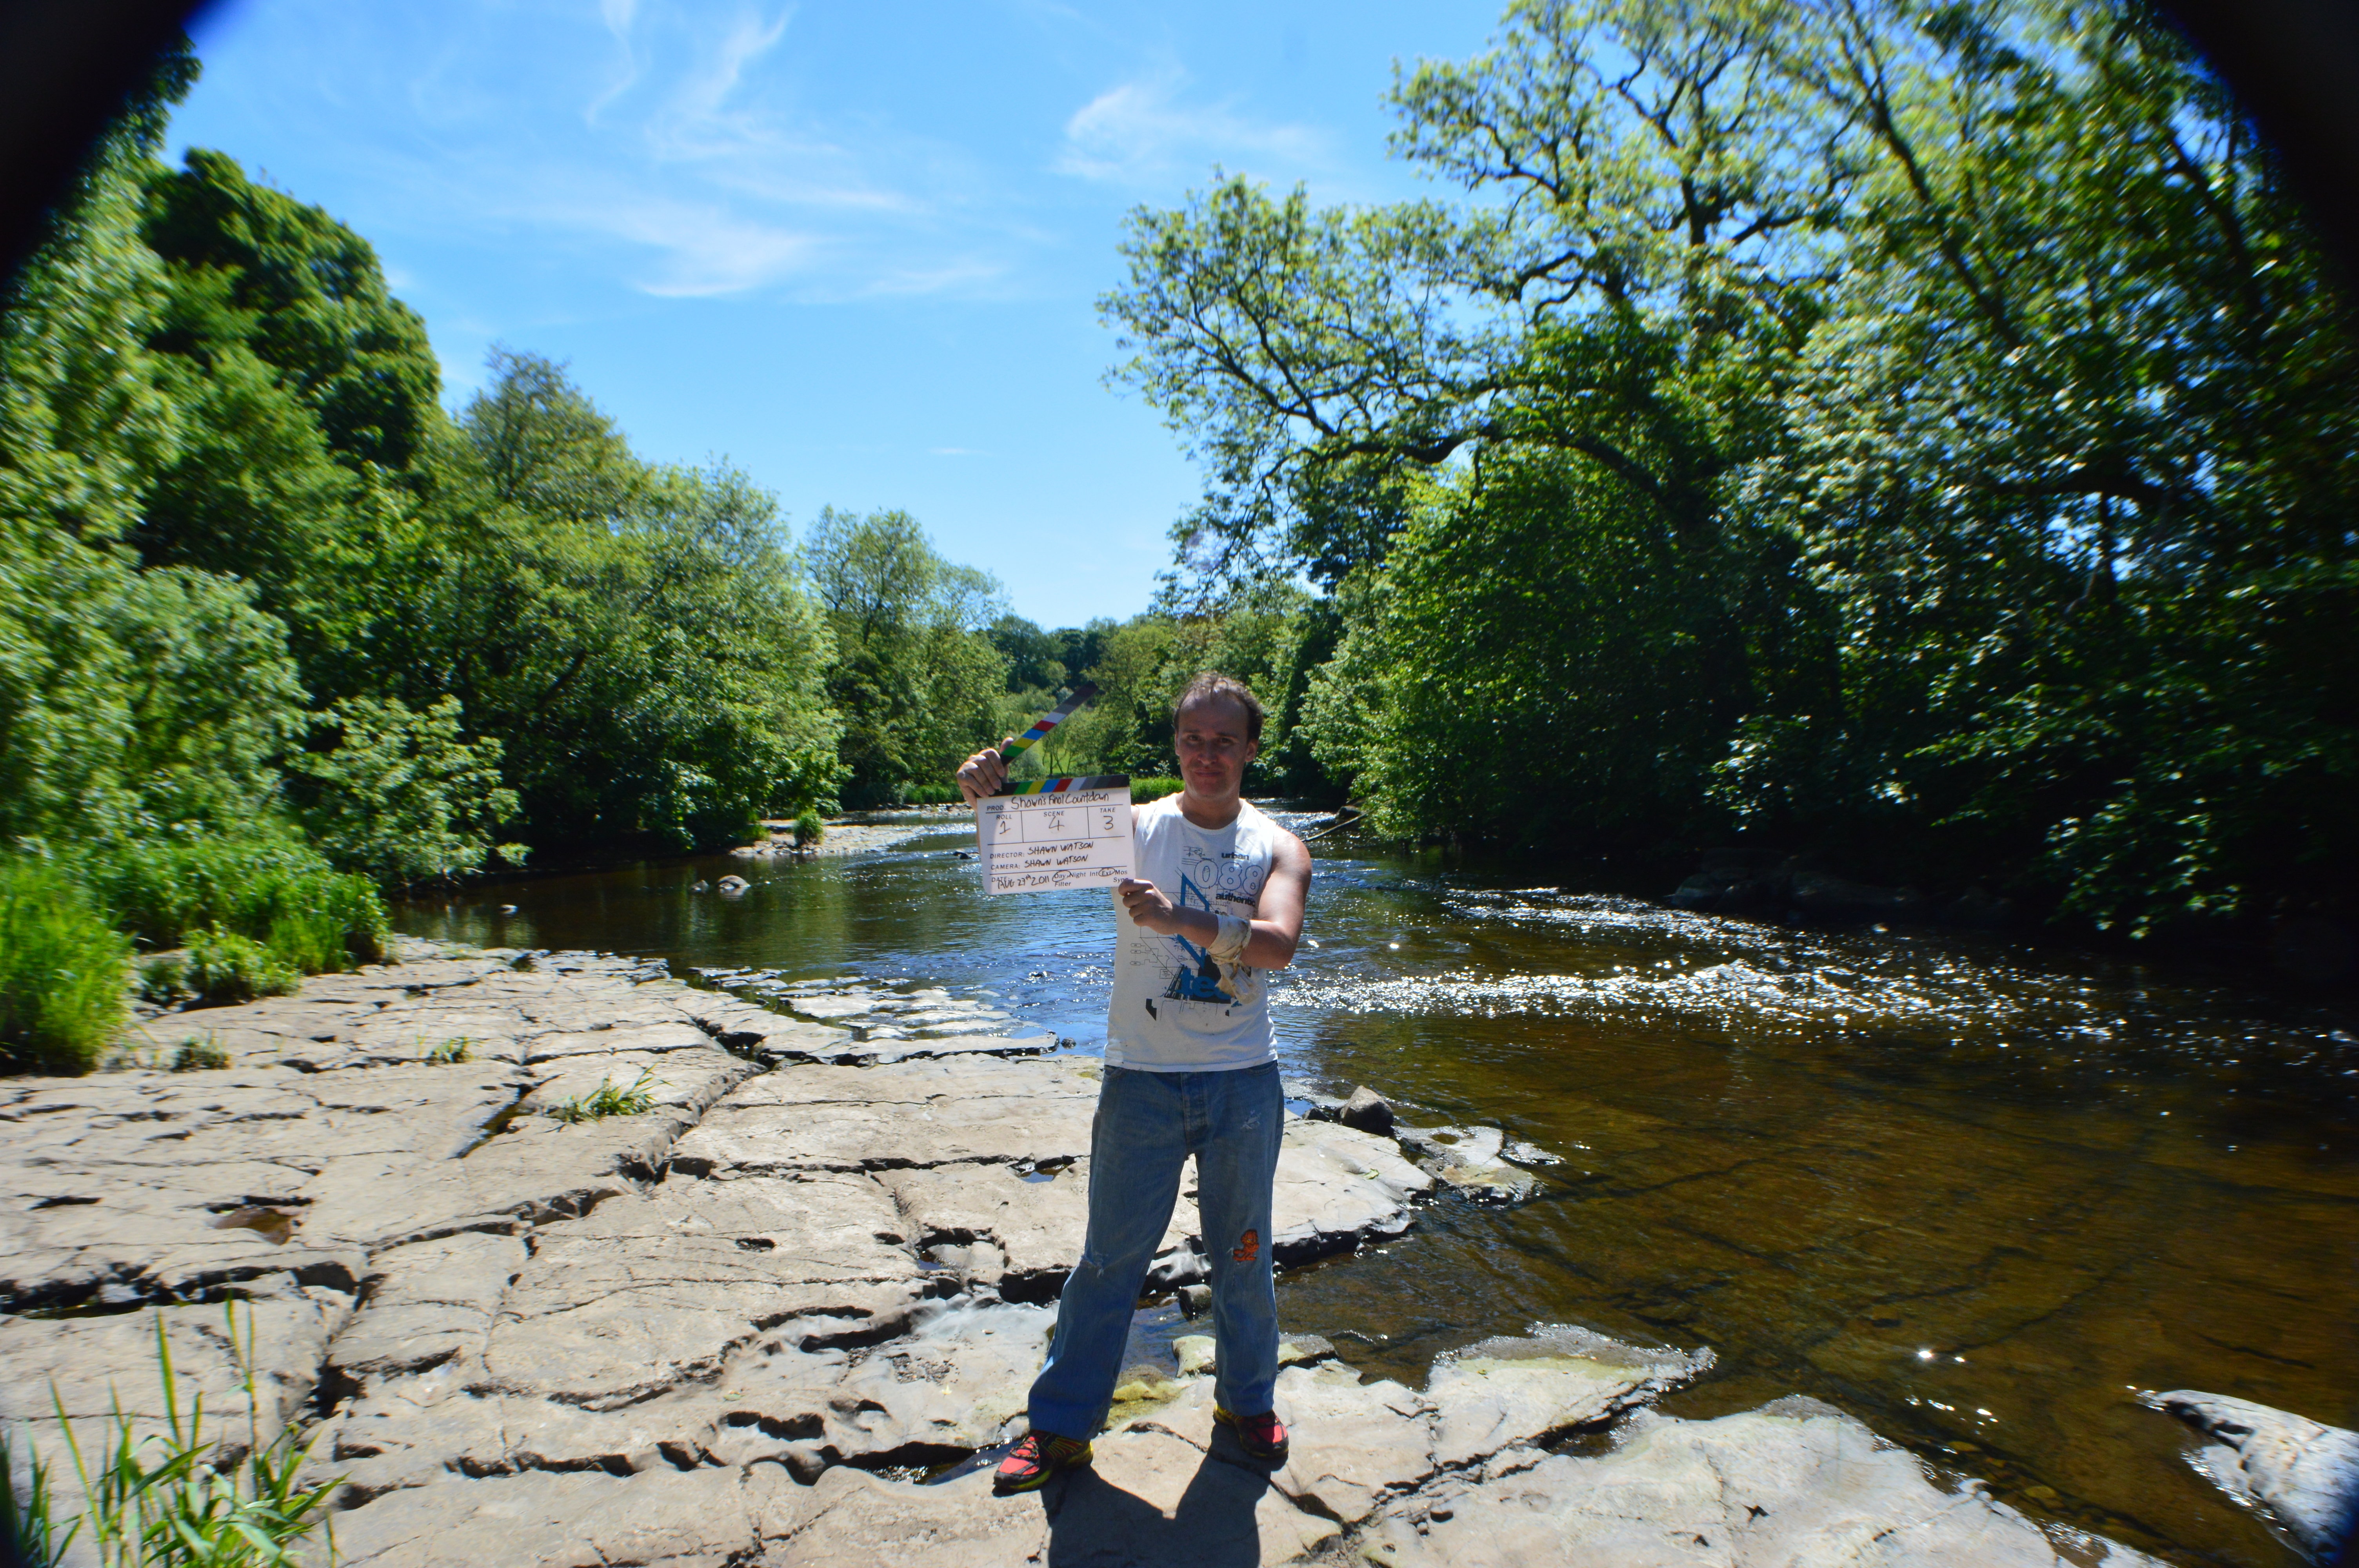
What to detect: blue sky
<box><xmin>171</xmin><ymin>0</ymin><xmax>1503</xmax><ymax>627</ymax></box>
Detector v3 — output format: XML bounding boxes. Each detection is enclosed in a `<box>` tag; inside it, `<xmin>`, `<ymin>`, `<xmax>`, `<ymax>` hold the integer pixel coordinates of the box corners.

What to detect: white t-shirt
<box><xmin>1104</xmin><ymin>796</ymin><xmax>1286</xmax><ymax>1072</ymax></box>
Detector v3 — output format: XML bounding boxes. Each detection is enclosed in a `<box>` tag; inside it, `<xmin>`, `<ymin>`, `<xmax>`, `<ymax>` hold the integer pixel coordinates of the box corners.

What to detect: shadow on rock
<box><xmin>1042</xmin><ymin>1449</ymin><xmax>1274</xmax><ymax>1568</ymax></box>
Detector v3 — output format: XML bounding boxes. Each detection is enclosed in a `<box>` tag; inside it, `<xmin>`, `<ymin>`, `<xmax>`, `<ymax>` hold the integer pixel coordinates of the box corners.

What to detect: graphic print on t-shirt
<box><xmin>1149</xmin><ymin>842</ymin><xmax>1270</xmax><ymax>1010</ymax></box>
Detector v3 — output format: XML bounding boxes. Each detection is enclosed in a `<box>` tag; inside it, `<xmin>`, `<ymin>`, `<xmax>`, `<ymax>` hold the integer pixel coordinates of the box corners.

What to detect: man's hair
<box><xmin>1171</xmin><ymin>672</ymin><xmax>1265</xmax><ymax>742</ymax></box>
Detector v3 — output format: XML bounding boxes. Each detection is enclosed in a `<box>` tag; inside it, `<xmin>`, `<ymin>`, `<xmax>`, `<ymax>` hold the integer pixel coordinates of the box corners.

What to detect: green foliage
<box><xmin>52</xmin><ymin>1303</ymin><xmax>340</xmax><ymax>1567</ymax></box>
<box><xmin>1016</xmin><ymin>595</ymin><xmax>1336</xmax><ymax>797</ymax></box>
<box><xmin>394</xmin><ymin>357</ymin><xmax>841</xmax><ymax>849</ymax></box>
<box><xmin>425</xmin><ymin>1036</ymin><xmax>474</xmax><ymax>1063</ymax></box>
<box><xmin>76</xmin><ymin>834</ymin><xmax>386</xmax><ymax>971</ymax></box>
<box><xmin>792</xmin><ymin>809</ymin><xmax>826</xmax><ymax>846</ymax></box>
<box><xmin>184</xmin><ymin>925</ymin><xmax>299</xmax><ymax>1003</ymax></box>
<box><xmin>807</xmin><ymin>507</ymin><xmax>1007</xmax><ymax>807</ymax></box>
<box><xmin>547</xmin><ymin>1068</ymin><xmax>658</xmax><ymax>1123</ymax></box>
<box><xmin>0</xmin><ymin>857</ymin><xmax>129</xmax><ymax>1074</ymax></box>
<box><xmin>168</xmin><ymin>1036</ymin><xmax>231</xmax><ymax>1071</ymax></box>
<box><xmin>1109</xmin><ymin>0</ymin><xmax>2359</xmax><ymax>934</ymax></box>
<box><xmin>287</xmin><ymin>695</ymin><xmax>520</xmax><ymax>885</ymax></box>
<box><xmin>0</xmin><ymin>1423</ymin><xmax>75</xmax><ymax>1568</ymax></box>
<box><xmin>903</xmin><ymin>785</ymin><xmax>961</xmax><ymax>806</ymax></box>
<box><xmin>136</xmin><ymin>954</ymin><xmax>187</xmax><ymax>1005</ymax></box>
<box><xmin>1130</xmin><ymin>777</ymin><xmax>1184</xmax><ymax>803</ymax></box>
<box><xmin>988</xmin><ymin>614</ymin><xmax>1067</xmax><ymax>692</ymax></box>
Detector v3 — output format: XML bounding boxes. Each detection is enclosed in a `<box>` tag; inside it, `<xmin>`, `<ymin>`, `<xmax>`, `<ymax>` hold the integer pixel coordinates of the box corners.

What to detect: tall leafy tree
<box><xmin>1108</xmin><ymin>0</ymin><xmax>2358</xmax><ymax>933</ymax></box>
<box><xmin>805</xmin><ymin>507</ymin><xmax>1007</xmax><ymax>806</ymax></box>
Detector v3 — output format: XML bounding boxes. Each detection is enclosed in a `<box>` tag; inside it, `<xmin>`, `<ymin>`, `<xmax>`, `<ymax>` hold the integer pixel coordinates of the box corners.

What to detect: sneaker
<box><xmin>993</xmin><ymin>1430</ymin><xmax>1093</xmax><ymax>1495</ymax></box>
<box><xmin>1214</xmin><ymin>1405</ymin><xmax>1289</xmax><ymax>1463</ymax></box>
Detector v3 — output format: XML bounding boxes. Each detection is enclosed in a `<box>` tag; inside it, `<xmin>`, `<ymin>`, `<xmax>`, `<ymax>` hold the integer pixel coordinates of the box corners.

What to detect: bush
<box><xmin>286</xmin><ymin>695</ymin><xmax>523</xmax><ymax>885</ymax></box>
<box><xmin>1130</xmin><ymin>777</ymin><xmax>1184</xmax><ymax>803</ymax></box>
<box><xmin>184</xmin><ymin>925</ymin><xmax>299</xmax><ymax>1003</ymax></box>
<box><xmin>792</xmin><ymin>810</ymin><xmax>825</xmax><ymax>848</ymax></box>
<box><xmin>78</xmin><ymin>834</ymin><xmax>387</xmax><ymax>972</ymax></box>
<box><xmin>0</xmin><ymin>857</ymin><xmax>130</xmax><ymax>1074</ymax></box>
<box><xmin>903</xmin><ymin>783</ymin><xmax>961</xmax><ymax>806</ymax></box>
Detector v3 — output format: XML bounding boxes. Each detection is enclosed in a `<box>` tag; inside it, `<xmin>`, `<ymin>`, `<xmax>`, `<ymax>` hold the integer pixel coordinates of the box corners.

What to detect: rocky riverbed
<box><xmin>0</xmin><ymin>940</ymin><xmax>2264</xmax><ymax>1565</ymax></box>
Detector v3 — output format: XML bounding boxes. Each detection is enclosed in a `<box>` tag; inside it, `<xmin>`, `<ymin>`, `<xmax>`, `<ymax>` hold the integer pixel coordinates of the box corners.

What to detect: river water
<box><xmin>396</xmin><ymin>808</ymin><xmax>2359</xmax><ymax>1566</ymax></box>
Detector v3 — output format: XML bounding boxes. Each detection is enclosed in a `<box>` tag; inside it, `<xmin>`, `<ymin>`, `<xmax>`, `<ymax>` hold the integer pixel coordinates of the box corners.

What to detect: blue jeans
<box><xmin>1027</xmin><ymin>1062</ymin><xmax>1284</xmax><ymax>1439</ymax></box>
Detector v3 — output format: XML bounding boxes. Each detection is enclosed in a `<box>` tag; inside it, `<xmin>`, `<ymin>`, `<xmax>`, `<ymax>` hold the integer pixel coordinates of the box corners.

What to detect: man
<box><xmin>955</xmin><ymin>673</ymin><xmax>1312</xmax><ymax>1495</ymax></box>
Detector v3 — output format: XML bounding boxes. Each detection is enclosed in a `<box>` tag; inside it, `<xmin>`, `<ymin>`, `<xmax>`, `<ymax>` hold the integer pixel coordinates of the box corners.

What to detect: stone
<box><xmin>764</xmin><ymin>1464</ymin><xmax>1050</xmax><ymax>1566</ymax></box>
<box><xmin>1426</xmin><ymin>1324</ymin><xmax>1714</xmax><ymax>1468</ymax></box>
<box><xmin>716</xmin><ymin>874</ymin><xmax>750</xmax><ymax>893</ymax></box>
<box><xmin>1055</xmin><ymin>1420</ymin><xmax>1344</xmax><ymax>1564</ymax></box>
<box><xmin>2148</xmin><ymin>1389</ymin><xmax>2359</xmax><ymax>1560</ymax></box>
<box><xmin>327</xmin><ymin>1230</ymin><xmax>526</xmax><ymax>1383</ymax></box>
<box><xmin>1394</xmin><ymin>1124</ymin><xmax>1539</xmax><ymax>1205</ymax></box>
<box><xmin>515</xmin><ymin>1045</ymin><xmax>753</xmax><ymax>1120</ymax></box>
<box><xmin>1340</xmin><ymin>1085</ymin><xmax>1396</xmax><ymax>1135</ymax></box>
<box><xmin>1174</xmin><ymin>1334</ymin><xmax>1216</xmax><ymax>1377</ymax></box>
<box><xmin>0</xmin><ymin>1294</ymin><xmax>345</xmax><ymax>1494</ymax></box>
<box><xmin>481</xmin><ymin>1174</ymin><xmax>925</xmax><ymax>1407</ymax></box>
<box><xmin>325</xmin><ymin>1461</ymin><xmax>800</xmax><ymax>1567</ymax></box>
<box><xmin>0</xmin><ymin>1065</ymin><xmax>523</xmax><ymax>1309</ymax></box>
<box><xmin>1359</xmin><ymin>1398</ymin><xmax>2164</xmax><ymax>1566</ymax></box>
<box><xmin>1177</xmin><ymin>1282</ymin><xmax>1212</xmax><ymax>1318</ymax></box>
<box><xmin>1263</xmin><ymin>1364</ymin><xmax>1436</xmax><ymax>1526</ymax></box>
<box><xmin>1789</xmin><ymin>869</ymin><xmax>1926</xmax><ymax>920</ymax></box>
<box><xmin>1268</xmin><ymin>1119</ymin><xmax>1432</xmax><ymax>1265</ymax></box>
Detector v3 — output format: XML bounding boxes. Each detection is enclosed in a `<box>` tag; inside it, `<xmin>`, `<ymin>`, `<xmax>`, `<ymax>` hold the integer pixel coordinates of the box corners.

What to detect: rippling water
<box><xmin>397</xmin><ymin>808</ymin><xmax>2358</xmax><ymax>1566</ymax></box>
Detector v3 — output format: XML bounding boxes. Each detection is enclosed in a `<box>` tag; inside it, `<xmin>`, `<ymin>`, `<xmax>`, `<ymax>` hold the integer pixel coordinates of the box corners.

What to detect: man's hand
<box><xmin>955</xmin><ymin>737</ymin><xmax>1019</xmax><ymax>804</ymax></box>
<box><xmin>1116</xmin><ymin>878</ymin><xmax>1181</xmax><ymax>935</ymax></box>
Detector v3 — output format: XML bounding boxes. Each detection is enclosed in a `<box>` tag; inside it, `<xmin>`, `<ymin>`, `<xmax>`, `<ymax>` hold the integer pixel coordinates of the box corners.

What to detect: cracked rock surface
<box><xmin>2149</xmin><ymin>1389</ymin><xmax>2359</xmax><ymax>1561</ymax></box>
<box><xmin>3</xmin><ymin>941</ymin><xmax>2170</xmax><ymax>1567</ymax></box>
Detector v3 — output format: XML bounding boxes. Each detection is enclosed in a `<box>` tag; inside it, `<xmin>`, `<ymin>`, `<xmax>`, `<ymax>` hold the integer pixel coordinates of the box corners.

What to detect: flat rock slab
<box><xmin>325</xmin><ymin>1462</ymin><xmax>802</xmax><ymax>1567</ymax></box>
<box><xmin>1359</xmin><ymin>1397</ymin><xmax>2161</xmax><ymax>1568</ymax></box>
<box><xmin>0</xmin><ymin>1064</ymin><xmax>528</xmax><ymax>1308</ymax></box>
<box><xmin>2148</xmin><ymin>1388</ymin><xmax>2359</xmax><ymax>1560</ymax></box>
<box><xmin>1425</xmin><ymin>1324</ymin><xmax>1715</xmax><ymax>1468</ymax></box>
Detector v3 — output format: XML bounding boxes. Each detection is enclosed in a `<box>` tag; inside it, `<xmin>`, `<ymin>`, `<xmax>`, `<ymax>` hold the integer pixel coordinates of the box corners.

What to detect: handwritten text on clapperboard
<box><xmin>974</xmin><ymin>786</ymin><xmax>1134</xmax><ymax>895</ymax></box>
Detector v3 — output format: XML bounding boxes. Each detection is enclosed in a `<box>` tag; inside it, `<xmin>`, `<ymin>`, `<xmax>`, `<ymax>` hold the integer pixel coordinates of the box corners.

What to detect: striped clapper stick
<box><xmin>994</xmin><ymin>681</ymin><xmax>1098</xmax><ymax>768</ymax></box>
<box><xmin>975</xmin><ymin>686</ymin><xmax>1134</xmax><ymax>894</ymax></box>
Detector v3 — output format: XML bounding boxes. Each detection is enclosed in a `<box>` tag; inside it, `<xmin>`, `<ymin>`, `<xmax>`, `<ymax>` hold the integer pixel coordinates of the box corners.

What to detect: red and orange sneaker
<box><xmin>1214</xmin><ymin>1405</ymin><xmax>1289</xmax><ymax>1463</ymax></box>
<box><xmin>993</xmin><ymin>1430</ymin><xmax>1093</xmax><ymax>1495</ymax></box>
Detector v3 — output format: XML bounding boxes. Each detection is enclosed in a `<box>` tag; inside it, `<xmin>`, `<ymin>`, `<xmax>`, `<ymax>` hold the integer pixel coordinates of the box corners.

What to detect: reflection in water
<box><xmin>398</xmin><ymin>810</ymin><xmax>2357</xmax><ymax>1567</ymax></box>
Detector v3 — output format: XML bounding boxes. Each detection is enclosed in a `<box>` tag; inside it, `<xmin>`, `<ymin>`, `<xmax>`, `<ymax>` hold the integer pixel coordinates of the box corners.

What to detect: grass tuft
<box><xmin>0</xmin><ymin>1422</ymin><xmax>74</xmax><ymax>1568</ymax></box>
<box><xmin>168</xmin><ymin>1036</ymin><xmax>231</xmax><ymax>1072</ymax></box>
<box><xmin>185</xmin><ymin>926</ymin><xmax>299</xmax><ymax>1004</ymax></box>
<box><xmin>547</xmin><ymin>1068</ymin><xmax>659</xmax><ymax>1123</ymax></box>
<box><xmin>424</xmin><ymin>1037</ymin><xmax>475</xmax><ymax>1063</ymax></box>
<box><xmin>0</xmin><ymin>856</ymin><xmax>131</xmax><ymax>1074</ymax></box>
<box><xmin>135</xmin><ymin>954</ymin><xmax>188</xmax><ymax>1007</ymax></box>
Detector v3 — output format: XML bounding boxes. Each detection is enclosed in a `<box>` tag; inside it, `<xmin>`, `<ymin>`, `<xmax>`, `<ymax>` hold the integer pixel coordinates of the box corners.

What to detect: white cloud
<box><xmin>1057</xmin><ymin>69</ymin><xmax>1330</xmax><ymax>186</ymax></box>
<box><xmin>365</xmin><ymin>2</ymin><xmax>1017</xmax><ymax>302</ymax></box>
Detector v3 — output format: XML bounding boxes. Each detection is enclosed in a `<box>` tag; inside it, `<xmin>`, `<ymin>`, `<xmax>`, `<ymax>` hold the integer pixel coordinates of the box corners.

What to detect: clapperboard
<box><xmin>972</xmin><ymin>683</ymin><xmax>1136</xmax><ymax>895</ymax></box>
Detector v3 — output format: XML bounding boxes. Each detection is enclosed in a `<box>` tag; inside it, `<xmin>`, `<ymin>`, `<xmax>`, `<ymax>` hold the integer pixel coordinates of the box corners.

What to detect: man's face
<box><xmin>1175</xmin><ymin>695</ymin><xmax>1258</xmax><ymax>799</ymax></box>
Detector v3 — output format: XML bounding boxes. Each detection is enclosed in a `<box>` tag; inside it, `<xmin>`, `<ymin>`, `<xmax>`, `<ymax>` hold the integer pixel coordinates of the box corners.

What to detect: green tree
<box><xmin>1109</xmin><ymin>0</ymin><xmax>2358</xmax><ymax>933</ymax></box>
<box><xmin>806</xmin><ymin>507</ymin><xmax>1007</xmax><ymax>806</ymax></box>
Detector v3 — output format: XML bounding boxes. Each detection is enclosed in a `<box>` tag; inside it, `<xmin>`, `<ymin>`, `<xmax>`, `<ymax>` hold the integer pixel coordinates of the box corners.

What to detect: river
<box><xmin>395</xmin><ymin>807</ymin><xmax>2359</xmax><ymax>1567</ymax></box>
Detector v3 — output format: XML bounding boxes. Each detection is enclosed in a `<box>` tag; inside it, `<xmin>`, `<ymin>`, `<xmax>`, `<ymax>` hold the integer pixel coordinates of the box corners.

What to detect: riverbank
<box><xmin>0</xmin><ymin>938</ymin><xmax>2214</xmax><ymax>1565</ymax></box>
